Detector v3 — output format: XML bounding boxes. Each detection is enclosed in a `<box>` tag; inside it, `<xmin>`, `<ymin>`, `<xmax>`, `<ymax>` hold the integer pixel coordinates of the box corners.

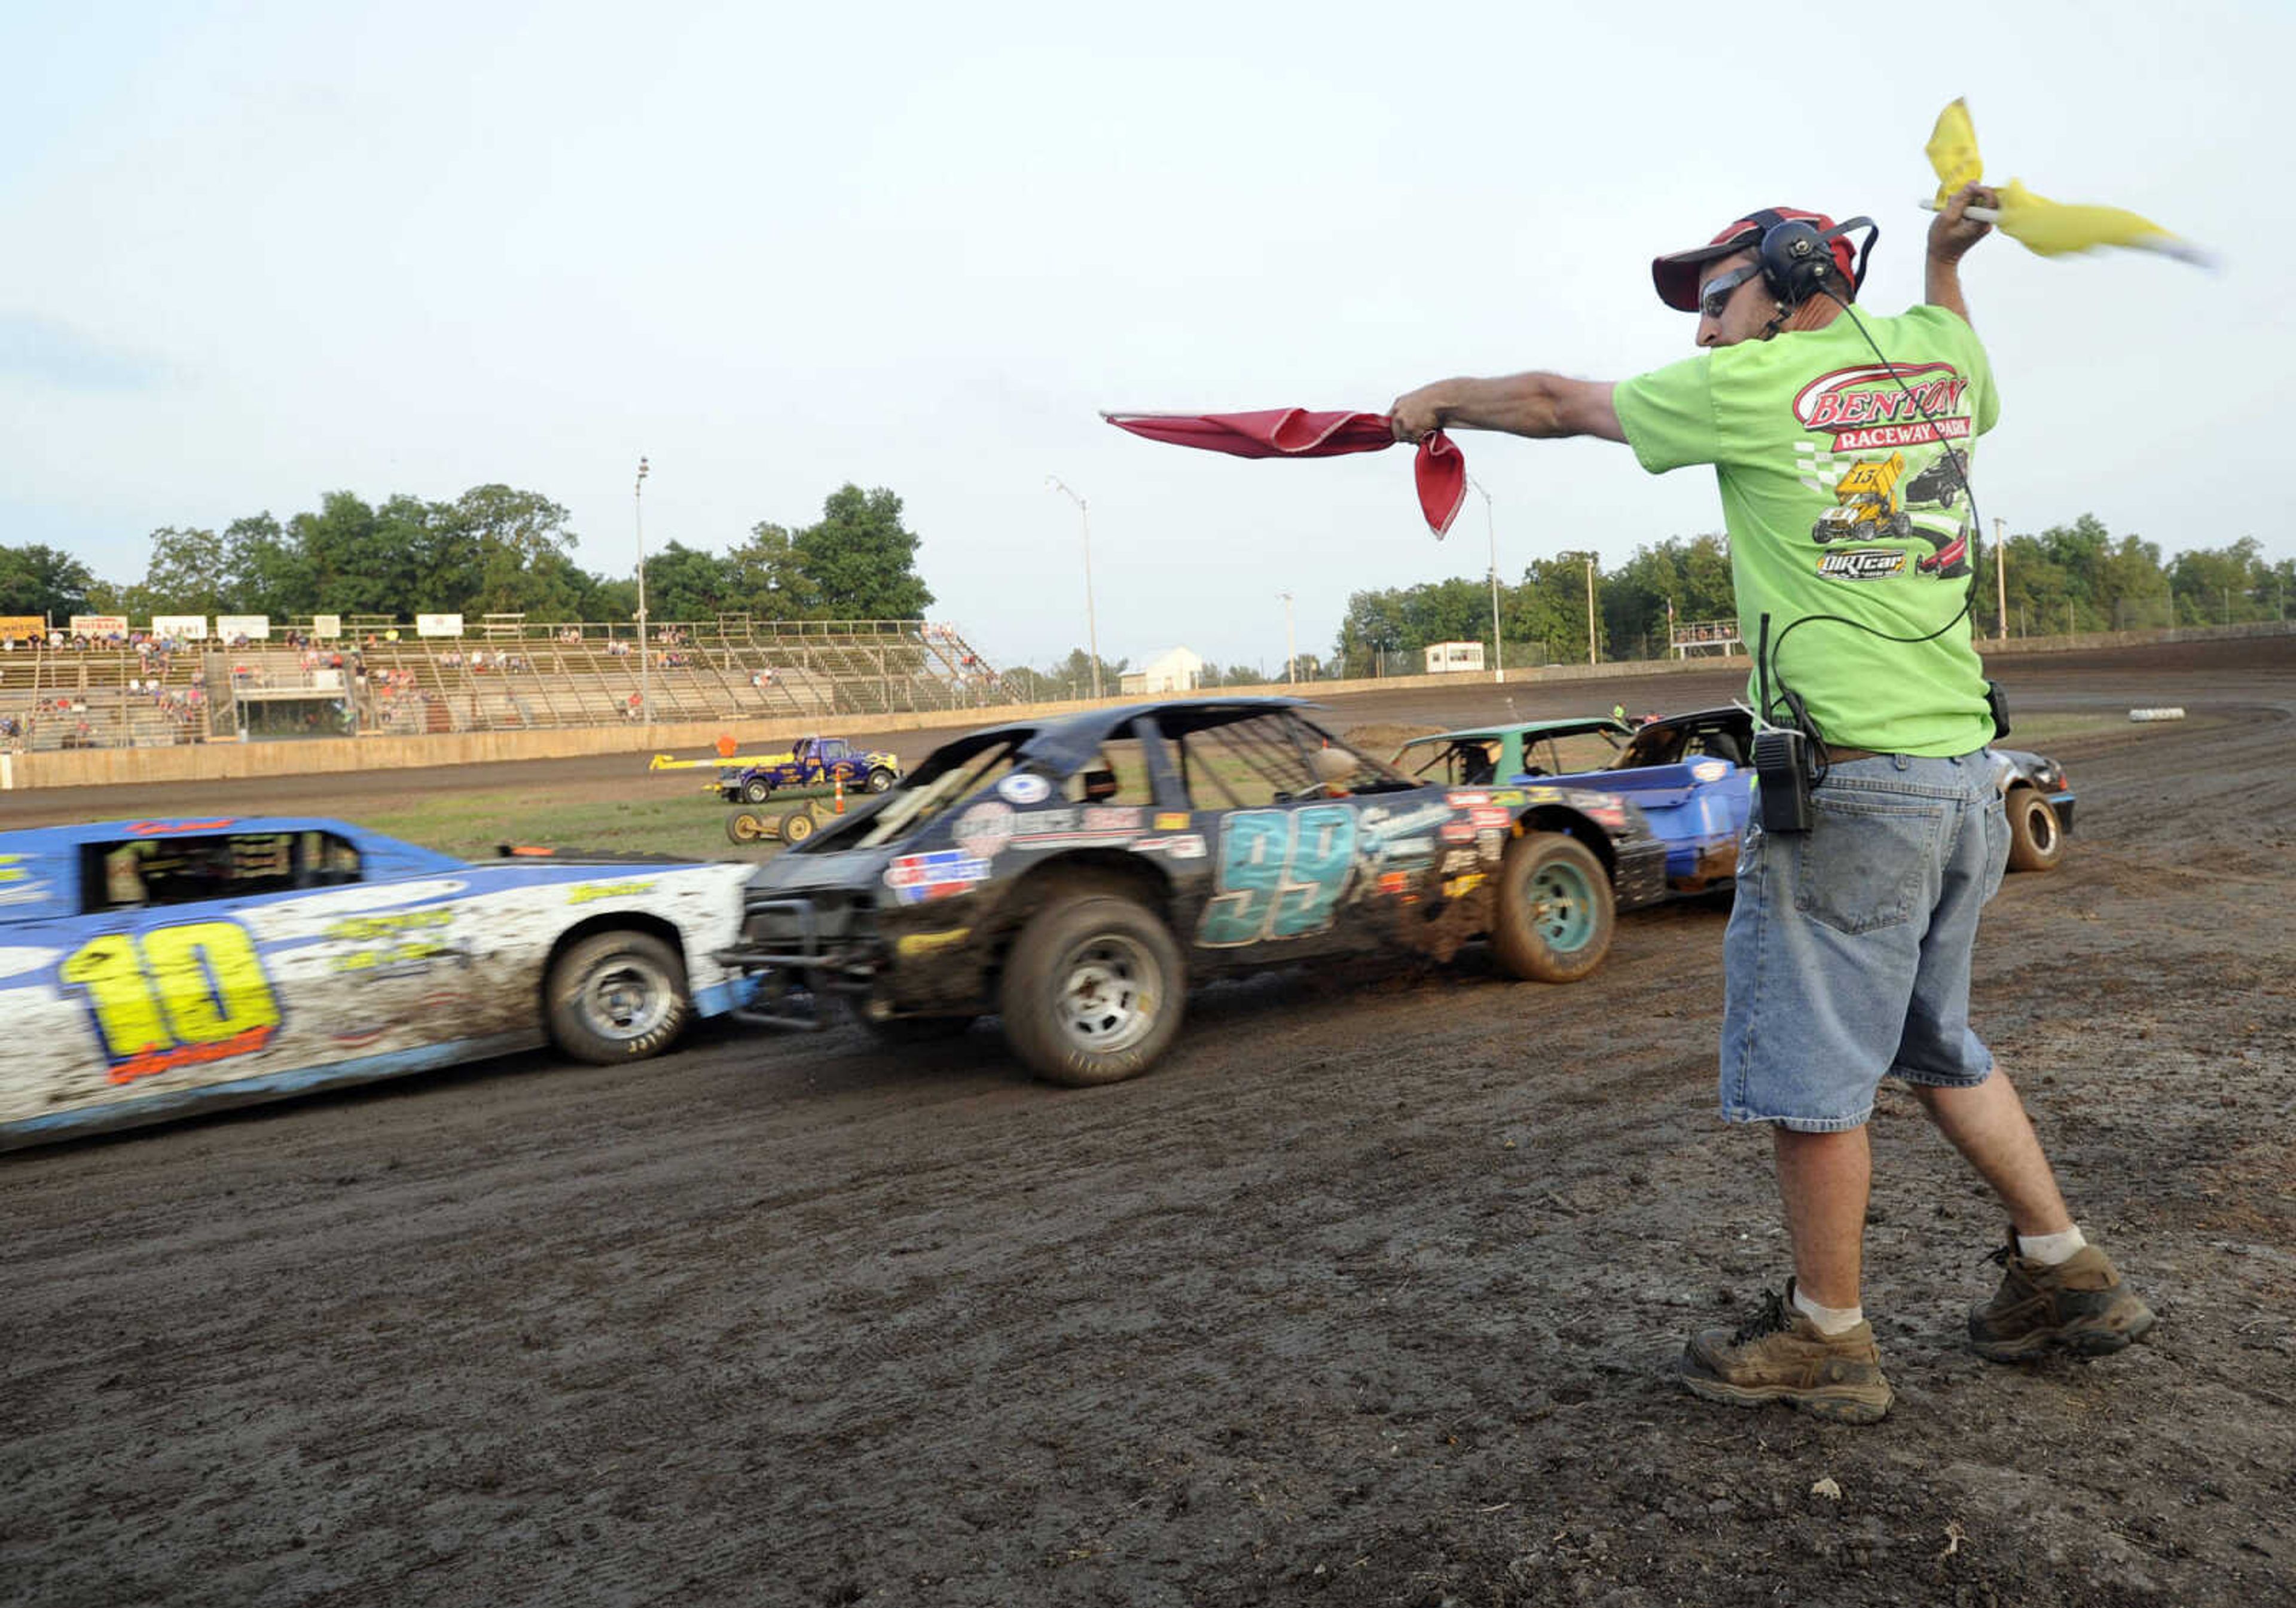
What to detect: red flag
<box><xmin>1103</xmin><ymin>408</ymin><xmax>1466</xmax><ymax>537</ymax></box>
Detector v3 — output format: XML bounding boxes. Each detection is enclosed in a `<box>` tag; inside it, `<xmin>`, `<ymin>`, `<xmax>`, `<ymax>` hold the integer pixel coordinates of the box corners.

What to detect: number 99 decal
<box><xmin>59</xmin><ymin>921</ymin><xmax>284</xmax><ymax>1086</ymax></box>
<box><xmin>1198</xmin><ymin>805</ymin><xmax>1359</xmax><ymax>947</ymax></box>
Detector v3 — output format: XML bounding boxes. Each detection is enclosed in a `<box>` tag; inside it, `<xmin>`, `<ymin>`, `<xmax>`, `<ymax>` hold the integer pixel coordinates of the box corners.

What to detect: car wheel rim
<box><xmin>1526</xmin><ymin>860</ymin><xmax>1598</xmax><ymax>951</ymax></box>
<box><xmin>579</xmin><ymin>953</ymin><xmax>675</xmax><ymax>1041</ymax></box>
<box><xmin>1054</xmin><ymin>934</ymin><xmax>1159</xmax><ymax>1056</ymax></box>
<box><xmin>2028</xmin><ymin>803</ymin><xmax>2056</xmax><ymax>852</ymax></box>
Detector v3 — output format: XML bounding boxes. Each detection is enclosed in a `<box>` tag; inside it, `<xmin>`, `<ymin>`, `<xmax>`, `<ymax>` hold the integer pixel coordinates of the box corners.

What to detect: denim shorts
<box><xmin>1717</xmin><ymin>750</ymin><xmax>2010</xmax><ymax>1132</ymax></box>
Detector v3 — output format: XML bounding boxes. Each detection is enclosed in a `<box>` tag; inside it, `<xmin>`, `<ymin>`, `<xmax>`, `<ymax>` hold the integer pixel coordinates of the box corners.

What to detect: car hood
<box><xmin>748</xmin><ymin>842</ymin><xmax>897</xmax><ymax>895</ymax></box>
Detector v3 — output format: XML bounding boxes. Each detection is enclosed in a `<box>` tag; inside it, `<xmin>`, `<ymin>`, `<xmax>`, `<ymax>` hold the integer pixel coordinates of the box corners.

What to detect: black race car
<box><xmin>716</xmin><ymin>698</ymin><xmax>1669</xmax><ymax>1087</ymax></box>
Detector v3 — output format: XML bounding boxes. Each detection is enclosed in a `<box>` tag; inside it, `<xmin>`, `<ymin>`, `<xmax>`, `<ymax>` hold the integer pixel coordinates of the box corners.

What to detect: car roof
<box><xmin>0</xmin><ymin>817</ymin><xmax>468</xmax><ymax>928</ymax></box>
<box><xmin>1630</xmin><ymin>706</ymin><xmax>1751</xmax><ymax>733</ymax></box>
<box><xmin>1401</xmin><ymin>716</ymin><xmax>1631</xmax><ymax>747</ymax></box>
<box><xmin>941</xmin><ymin>696</ymin><xmax>1315</xmax><ymax>777</ymax></box>
<box><xmin>0</xmin><ymin>815</ymin><xmax>436</xmax><ymax>853</ymax></box>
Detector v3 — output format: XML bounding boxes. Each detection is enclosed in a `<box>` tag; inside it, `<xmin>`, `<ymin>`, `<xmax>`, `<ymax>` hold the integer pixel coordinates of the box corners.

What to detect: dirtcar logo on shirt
<box><xmin>1793</xmin><ymin>363</ymin><xmax>1970</xmax><ymax>451</ymax></box>
<box><xmin>1818</xmin><ymin>548</ymin><xmax>1910</xmax><ymax>580</ymax></box>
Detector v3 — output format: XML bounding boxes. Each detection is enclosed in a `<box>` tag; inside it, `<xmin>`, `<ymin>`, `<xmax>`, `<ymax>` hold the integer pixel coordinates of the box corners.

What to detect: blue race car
<box><xmin>0</xmin><ymin>817</ymin><xmax>756</xmax><ymax>1150</ymax></box>
<box><xmin>1404</xmin><ymin>708</ymin><xmax>2078</xmax><ymax>896</ymax></box>
<box><xmin>1395</xmin><ymin>714</ymin><xmax>1745</xmax><ymax>891</ymax></box>
<box><xmin>1528</xmin><ymin>707</ymin><xmax>2077</xmax><ymax>891</ymax></box>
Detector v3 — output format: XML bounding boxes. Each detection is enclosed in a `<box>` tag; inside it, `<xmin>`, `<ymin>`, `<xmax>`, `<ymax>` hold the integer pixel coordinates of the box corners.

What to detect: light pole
<box><xmin>1584</xmin><ymin>554</ymin><xmax>1598</xmax><ymax>666</ymax></box>
<box><xmin>634</xmin><ymin>456</ymin><xmax>651</xmax><ymax>722</ymax></box>
<box><xmin>1993</xmin><ymin>516</ymin><xmax>2008</xmax><ymax>641</ymax></box>
<box><xmin>1467</xmin><ymin>474</ymin><xmax>1502</xmax><ymax>683</ymax></box>
<box><xmin>1279</xmin><ymin>591</ymin><xmax>1296</xmax><ymax>684</ymax></box>
<box><xmin>1045</xmin><ymin>478</ymin><xmax>1103</xmax><ymax>700</ymax></box>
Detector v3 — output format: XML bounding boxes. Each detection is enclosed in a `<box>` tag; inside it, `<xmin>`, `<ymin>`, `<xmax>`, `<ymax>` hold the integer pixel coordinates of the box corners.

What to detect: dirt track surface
<box><xmin>4</xmin><ymin>637</ymin><xmax>2292</xmax><ymax>1606</ymax></box>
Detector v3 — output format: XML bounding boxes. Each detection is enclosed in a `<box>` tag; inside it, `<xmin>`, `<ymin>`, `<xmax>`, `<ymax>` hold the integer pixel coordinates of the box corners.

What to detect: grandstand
<box><xmin>0</xmin><ymin>617</ymin><xmax>1021</xmax><ymax>750</ymax></box>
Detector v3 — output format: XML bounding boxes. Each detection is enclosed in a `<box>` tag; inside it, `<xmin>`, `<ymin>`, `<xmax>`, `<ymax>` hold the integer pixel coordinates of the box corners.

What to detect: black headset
<box><xmin>1748</xmin><ymin>210</ymin><xmax>1880</xmax><ymax>308</ymax></box>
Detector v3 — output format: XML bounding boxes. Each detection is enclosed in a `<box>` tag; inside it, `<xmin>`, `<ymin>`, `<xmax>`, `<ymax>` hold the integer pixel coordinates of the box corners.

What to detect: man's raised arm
<box><xmin>1389</xmin><ymin>373</ymin><xmax>1625</xmax><ymax>444</ymax></box>
<box><xmin>1925</xmin><ymin>181</ymin><xmax>1999</xmax><ymax>325</ymax></box>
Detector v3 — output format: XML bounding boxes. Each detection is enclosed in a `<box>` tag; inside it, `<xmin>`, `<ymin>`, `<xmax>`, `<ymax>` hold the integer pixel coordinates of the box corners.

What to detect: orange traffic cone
<box><xmin>833</xmin><ymin>774</ymin><xmax>845</xmax><ymax>814</ymax></box>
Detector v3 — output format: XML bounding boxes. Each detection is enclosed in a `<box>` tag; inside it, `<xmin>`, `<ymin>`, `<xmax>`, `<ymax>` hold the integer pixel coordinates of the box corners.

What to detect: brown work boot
<box><xmin>1679</xmin><ymin>1282</ymin><xmax>1893</xmax><ymax>1425</ymax></box>
<box><xmin>1969</xmin><ymin>1230</ymin><xmax>2157</xmax><ymax>1361</ymax></box>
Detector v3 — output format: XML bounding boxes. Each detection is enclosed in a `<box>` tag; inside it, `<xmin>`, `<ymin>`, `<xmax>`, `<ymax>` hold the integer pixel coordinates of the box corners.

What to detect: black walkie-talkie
<box><xmin>1753</xmin><ymin>613</ymin><xmax>1815</xmax><ymax>833</ymax></box>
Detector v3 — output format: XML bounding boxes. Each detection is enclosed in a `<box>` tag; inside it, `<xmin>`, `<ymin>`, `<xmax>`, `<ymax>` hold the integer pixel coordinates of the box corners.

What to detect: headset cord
<box><xmin>1761</xmin><ymin>286</ymin><xmax>1990</xmax><ymax>765</ymax></box>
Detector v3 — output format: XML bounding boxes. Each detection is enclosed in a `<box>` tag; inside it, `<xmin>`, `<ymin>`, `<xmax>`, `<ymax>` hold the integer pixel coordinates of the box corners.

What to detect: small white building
<box><xmin>1424</xmin><ymin>640</ymin><xmax>1486</xmax><ymax>674</ymax></box>
<box><xmin>1119</xmin><ymin>646</ymin><xmax>1206</xmax><ymax>695</ymax></box>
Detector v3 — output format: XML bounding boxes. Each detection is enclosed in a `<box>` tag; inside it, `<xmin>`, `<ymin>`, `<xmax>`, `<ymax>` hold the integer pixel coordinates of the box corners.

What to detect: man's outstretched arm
<box><xmin>1390</xmin><ymin>374</ymin><xmax>1625</xmax><ymax>444</ymax></box>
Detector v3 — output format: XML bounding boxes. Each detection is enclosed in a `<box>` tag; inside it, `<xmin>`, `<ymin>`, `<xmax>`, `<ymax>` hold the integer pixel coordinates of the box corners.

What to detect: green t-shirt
<box><xmin>1613</xmin><ymin>304</ymin><xmax>1999</xmax><ymax>756</ymax></box>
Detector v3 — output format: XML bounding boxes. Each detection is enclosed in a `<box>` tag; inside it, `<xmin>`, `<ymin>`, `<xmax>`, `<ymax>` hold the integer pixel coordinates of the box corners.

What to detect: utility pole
<box><xmin>1993</xmin><ymin>516</ymin><xmax>2008</xmax><ymax>642</ymax></box>
<box><xmin>1279</xmin><ymin>591</ymin><xmax>1296</xmax><ymax>684</ymax></box>
<box><xmin>1045</xmin><ymin>478</ymin><xmax>1102</xmax><ymax>699</ymax></box>
<box><xmin>1584</xmin><ymin>554</ymin><xmax>1598</xmax><ymax>666</ymax></box>
<box><xmin>634</xmin><ymin>456</ymin><xmax>650</xmax><ymax>723</ymax></box>
<box><xmin>1467</xmin><ymin>475</ymin><xmax>1502</xmax><ymax>683</ymax></box>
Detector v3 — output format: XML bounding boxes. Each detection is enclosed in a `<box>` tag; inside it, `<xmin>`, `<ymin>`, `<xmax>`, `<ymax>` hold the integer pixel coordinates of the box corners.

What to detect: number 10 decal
<box><xmin>60</xmin><ymin>921</ymin><xmax>284</xmax><ymax>1086</ymax></box>
<box><xmin>1198</xmin><ymin>805</ymin><xmax>1358</xmax><ymax>946</ymax></box>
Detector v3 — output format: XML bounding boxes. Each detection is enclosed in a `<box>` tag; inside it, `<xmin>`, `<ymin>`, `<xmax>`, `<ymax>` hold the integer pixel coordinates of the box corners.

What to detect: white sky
<box><xmin>5</xmin><ymin>1</ymin><xmax>2286</xmax><ymax>671</ymax></box>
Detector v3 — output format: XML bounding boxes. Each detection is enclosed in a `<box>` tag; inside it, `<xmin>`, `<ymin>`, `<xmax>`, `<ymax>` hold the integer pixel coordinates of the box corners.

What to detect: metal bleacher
<box><xmin>0</xmin><ymin>638</ymin><xmax>213</xmax><ymax>752</ymax></box>
<box><xmin>0</xmin><ymin>617</ymin><xmax>1018</xmax><ymax>751</ymax></box>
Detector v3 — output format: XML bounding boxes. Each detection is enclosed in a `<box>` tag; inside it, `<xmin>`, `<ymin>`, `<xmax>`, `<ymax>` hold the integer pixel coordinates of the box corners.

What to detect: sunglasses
<box><xmin>1697</xmin><ymin>262</ymin><xmax>1764</xmax><ymax>320</ymax></box>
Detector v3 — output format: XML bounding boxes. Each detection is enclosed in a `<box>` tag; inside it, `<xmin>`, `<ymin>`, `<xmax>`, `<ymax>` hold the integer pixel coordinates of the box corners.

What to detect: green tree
<box><xmin>436</xmin><ymin>485</ymin><xmax>582</xmax><ymax>617</ymax></box>
<box><xmin>221</xmin><ymin>513</ymin><xmax>307</xmax><ymax>617</ymax></box>
<box><xmin>642</xmin><ymin>542</ymin><xmax>729</xmax><ymax>625</ymax></box>
<box><xmin>1607</xmin><ymin>533</ymin><xmax>1735</xmax><ymax>653</ymax></box>
<box><xmin>2168</xmin><ymin>537</ymin><xmax>2268</xmax><ymax>627</ymax></box>
<box><xmin>1039</xmin><ymin>647</ymin><xmax>1128</xmax><ymax>699</ymax></box>
<box><xmin>287</xmin><ymin>491</ymin><xmax>425</xmax><ymax>617</ymax></box>
<box><xmin>142</xmin><ymin>526</ymin><xmax>230</xmax><ymax>616</ymax></box>
<box><xmin>1515</xmin><ymin>551</ymin><xmax>1605</xmax><ymax>664</ymax></box>
<box><xmin>0</xmin><ymin>542</ymin><xmax>98</xmax><ymax>620</ymax></box>
<box><xmin>793</xmin><ymin>485</ymin><xmax>934</xmax><ymax>619</ymax></box>
<box><xmin>723</xmin><ymin>522</ymin><xmax>812</xmax><ymax>619</ymax></box>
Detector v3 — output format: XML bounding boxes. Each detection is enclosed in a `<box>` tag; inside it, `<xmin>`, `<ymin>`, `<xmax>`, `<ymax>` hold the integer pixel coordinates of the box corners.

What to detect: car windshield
<box><xmin>1525</xmin><ymin>727</ymin><xmax>1628</xmax><ymax>776</ymax></box>
<box><xmin>1166</xmin><ymin>711</ymin><xmax>1415</xmax><ymax>809</ymax></box>
<box><xmin>1616</xmin><ymin>720</ymin><xmax>1746</xmax><ymax>769</ymax></box>
<box><xmin>1398</xmin><ymin>736</ymin><xmax>1501</xmax><ymax>788</ymax></box>
<box><xmin>840</xmin><ymin>734</ymin><xmax>1031</xmax><ymax>849</ymax></box>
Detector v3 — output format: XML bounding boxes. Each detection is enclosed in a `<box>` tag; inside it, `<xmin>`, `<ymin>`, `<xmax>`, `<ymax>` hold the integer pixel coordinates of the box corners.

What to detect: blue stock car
<box><xmin>0</xmin><ymin>817</ymin><xmax>756</xmax><ymax>1151</ymax></box>
<box><xmin>1401</xmin><ymin>708</ymin><xmax>2077</xmax><ymax>896</ymax></box>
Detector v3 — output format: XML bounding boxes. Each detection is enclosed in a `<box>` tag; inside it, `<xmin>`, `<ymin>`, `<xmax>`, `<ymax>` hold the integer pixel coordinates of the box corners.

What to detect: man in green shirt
<box><xmin>1390</xmin><ymin>185</ymin><xmax>2151</xmax><ymax>1423</ymax></box>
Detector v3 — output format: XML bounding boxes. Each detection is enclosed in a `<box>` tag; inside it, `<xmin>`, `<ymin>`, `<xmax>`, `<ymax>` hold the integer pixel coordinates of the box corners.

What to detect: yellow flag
<box><xmin>1925</xmin><ymin>97</ymin><xmax>1984</xmax><ymax>206</ymax></box>
<box><xmin>1921</xmin><ymin>97</ymin><xmax>2212</xmax><ymax>267</ymax></box>
<box><xmin>1995</xmin><ymin>178</ymin><xmax>2200</xmax><ymax>261</ymax></box>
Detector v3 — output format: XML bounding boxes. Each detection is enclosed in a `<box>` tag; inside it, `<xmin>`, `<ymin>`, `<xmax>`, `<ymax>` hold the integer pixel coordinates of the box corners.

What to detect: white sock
<box><xmin>1791</xmin><ymin>1283</ymin><xmax>1865</xmax><ymax>1336</ymax></box>
<box><xmin>2017</xmin><ymin>1225</ymin><xmax>2088</xmax><ymax>1266</ymax></box>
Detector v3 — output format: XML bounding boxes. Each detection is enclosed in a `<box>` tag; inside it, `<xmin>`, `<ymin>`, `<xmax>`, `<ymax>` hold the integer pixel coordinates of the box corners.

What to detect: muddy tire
<box><xmin>2006</xmin><ymin>788</ymin><xmax>2065</xmax><ymax>873</ymax></box>
<box><xmin>780</xmin><ymin>809</ymin><xmax>816</xmax><ymax>845</ymax></box>
<box><xmin>866</xmin><ymin>767</ymin><xmax>896</xmax><ymax>793</ymax></box>
<box><xmin>999</xmin><ymin>894</ymin><xmax>1185</xmax><ymax>1087</ymax></box>
<box><xmin>1491</xmin><ymin>831</ymin><xmax>1615</xmax><ymax>983</ymax></box>
<box><xmin>545</xmin><ymin>930</ymin><xmax>690</xmax><ymax>1064</ymax></box>
<box><xmin>740</xmin><ymin>776</ymin><xmax>773</xmax><ymax>804</ymax></box>
<box><xmin>726</xmin><ymin>809</ymin><xmax>767</xmax><ymax>845</ymax></box>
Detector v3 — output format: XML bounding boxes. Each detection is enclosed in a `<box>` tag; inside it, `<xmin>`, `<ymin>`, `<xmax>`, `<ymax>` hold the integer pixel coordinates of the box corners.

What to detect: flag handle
<box><xmin>1919</xmin><ymin>198</ymin><xmax>2004</xmax><ymax>223</ymax></box>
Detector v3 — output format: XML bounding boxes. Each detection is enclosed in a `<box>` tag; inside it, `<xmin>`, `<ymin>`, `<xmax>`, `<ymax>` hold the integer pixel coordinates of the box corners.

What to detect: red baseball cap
<box><xmin>1651</xmin><ymin>207</ymin><xmax>1857</xmax><ymax>313</ymax></box>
